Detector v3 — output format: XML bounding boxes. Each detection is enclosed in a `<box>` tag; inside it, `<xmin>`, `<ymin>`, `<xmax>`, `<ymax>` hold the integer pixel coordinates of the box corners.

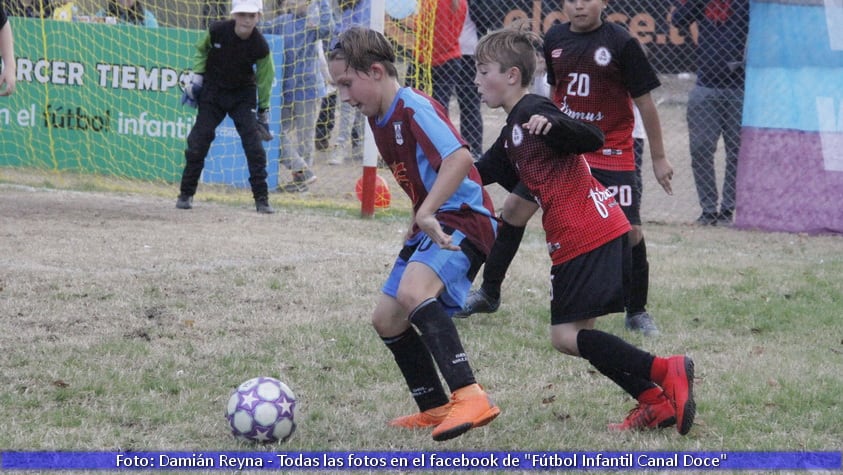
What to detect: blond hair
<box><xmin>475</xmin><ymin>25</ymin><xmax>542</xmax><ymax>88</ymax></box>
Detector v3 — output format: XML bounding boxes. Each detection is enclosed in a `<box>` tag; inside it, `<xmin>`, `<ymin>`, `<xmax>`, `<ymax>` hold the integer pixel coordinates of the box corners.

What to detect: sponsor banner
<box><xmin>1</xmin><ymin>19</ymin><xmax>282</xmax><ymax>188</ymax></box>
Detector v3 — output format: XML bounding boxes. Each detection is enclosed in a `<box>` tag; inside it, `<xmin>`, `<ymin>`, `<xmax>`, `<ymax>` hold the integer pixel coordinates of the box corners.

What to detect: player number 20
<box><xmin>604</xmin><ymin>185</ymin><xmax>632</xmax><ymax>206</ymax></box>
<box><xmin>566</xmin><ymin>73</ymin><xmax>590</xmax><ymax>97</ymax></box>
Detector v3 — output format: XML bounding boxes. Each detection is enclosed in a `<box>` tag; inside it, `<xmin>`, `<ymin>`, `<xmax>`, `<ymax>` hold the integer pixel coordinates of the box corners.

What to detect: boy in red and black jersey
<box><xmin>474</xmin><ymin>26</ymin><xmax>695</xmax><ymax>435</ymax></box>
<box><xmin>460</xmin><ymin>0</ymin><xmax>672</xmax><ymax>339</ymax></box>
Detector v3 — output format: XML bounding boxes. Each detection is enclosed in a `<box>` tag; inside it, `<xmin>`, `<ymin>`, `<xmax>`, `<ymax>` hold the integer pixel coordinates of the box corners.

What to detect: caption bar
<box><xmin>2</xmin><ymin>451</ymin><xmax>841</xmax><ymax>471</ymax></box>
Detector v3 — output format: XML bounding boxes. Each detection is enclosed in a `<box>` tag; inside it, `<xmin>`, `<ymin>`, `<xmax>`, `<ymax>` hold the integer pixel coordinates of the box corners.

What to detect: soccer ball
<box><xmin>355</xmin><ymin>174</ymin><xmax>392</xmax><ymax>209</ymax></box>
<box><xmin>225</xmin><ymin>376</ymin><xmax>296</xmax><ymax>443</ymax></box>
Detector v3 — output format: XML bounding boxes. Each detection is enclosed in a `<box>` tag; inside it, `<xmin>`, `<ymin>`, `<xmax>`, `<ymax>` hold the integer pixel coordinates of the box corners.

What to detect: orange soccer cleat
<box><xmin>430</xmin><ymin>384</ymin><xmax>500</xmax><ymax>442</ymax></box>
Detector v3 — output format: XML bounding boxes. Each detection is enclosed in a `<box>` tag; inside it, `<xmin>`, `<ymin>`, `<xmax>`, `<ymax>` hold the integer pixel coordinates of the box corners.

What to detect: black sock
<box><xmin>588</xmin><ymin>361</ymin><xmax>657</xmax><ymax>399</ymax></box>
<box><xmin>480</xmin><ymin>220</ymin><xmax>526</xmax><ymax>301</ymax></box>
<box><xmin>382</xmin><ymin>327</ymin><xmax>449</xmax><ymax>411</ymax></box>
<box><xmin>409</xmin><ymin>298</ymin><xmax>476</xmax><ymax>392</ymax></box>
<box><xmin>577</xmin><ymin>329</ymin><xmax>656</xmax><ymax>398</ymax></box>
<box><xmin>627</xmin><ymin>238</ymin><xmax>649</xmax><ymax>314</ymax></box>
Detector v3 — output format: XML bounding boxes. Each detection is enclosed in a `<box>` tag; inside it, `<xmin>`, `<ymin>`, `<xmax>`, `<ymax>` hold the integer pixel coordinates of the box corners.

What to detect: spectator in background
<box><xmin>326</xmin><ymin>0</ymin><xmax>368</xmax><ymax>165</ymax></box>
<box><xmin>671</xmin><ymin>0</ymin><xmax>749</xmax><ymax>226</ymax></box>
<box><xmin>0</xmin><ymin>6</ymin><xmax>15</xmax><ymax>96</ymax></box>
<box><xmin>96</xmin><ymin>0</ymin><xmax>158</xmax><ymax>27</ymax></box>
<box><xmin>415</xmin><ymin>0</ymin><xmax>472</xmax><ymax>153</ymax></box>
<box><xmin>262</xmin><ymin>0</ymin><xmax>333</xmax><ymax>192</ymax></box>
<box><xmin>6</xmin><ymin>0</ymin><xmax>54</xmax><ymax>18</ymax></box>
<box><xmin>529</xmin><ymin>33</ymin><xmax>550</xmax><ymax>98</ymax></box>
<box><xmin>51</xmin><ymin>0</ymin><xmax>76</xmax><ymax>21</ymax></box>
<box><xmin>454</xmin><ymin>3</ymin><xmax>483</xmax><ymax>159</ymax></box>
<box><xmin>314</xmin><ymin>33</ymin><xmax>336</xmax><ymax>152</ymax></box>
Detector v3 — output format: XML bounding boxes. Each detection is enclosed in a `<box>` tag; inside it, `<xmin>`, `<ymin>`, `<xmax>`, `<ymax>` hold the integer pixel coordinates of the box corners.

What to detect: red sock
<box><xmin>650</xmin><ymin>356</ymin><xmax>668</xmax><ymax>383</ymax></box>
<box><xmin>637</xmin><ymin>386</ymin><xmax>664</xmax><ymax>404</ymax></box>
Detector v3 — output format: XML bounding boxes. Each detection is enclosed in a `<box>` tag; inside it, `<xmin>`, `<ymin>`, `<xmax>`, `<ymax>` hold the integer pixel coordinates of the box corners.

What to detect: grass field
<box><xmin>1</xmin><ymin>182</ymin><xmax>841</xmax><ymax>474</ymax></box>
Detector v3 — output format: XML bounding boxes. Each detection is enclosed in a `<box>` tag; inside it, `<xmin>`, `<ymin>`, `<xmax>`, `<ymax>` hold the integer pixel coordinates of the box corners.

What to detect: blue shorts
<box><xmin>382</xmin><ymin>228</ymin><xmax>484</xmax><ymax>317</ymax></box>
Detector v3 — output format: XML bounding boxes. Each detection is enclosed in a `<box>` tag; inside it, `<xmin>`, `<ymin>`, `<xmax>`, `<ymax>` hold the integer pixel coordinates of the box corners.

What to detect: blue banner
<box><xmin>735</xmin><ymin>0</ymin><xmax>843</xmax><ymax>234</ymax></box>
<box><xmin>2</xmin><ymin>451</ymin><xmax>841</xmax><ymax>471</ymax></box>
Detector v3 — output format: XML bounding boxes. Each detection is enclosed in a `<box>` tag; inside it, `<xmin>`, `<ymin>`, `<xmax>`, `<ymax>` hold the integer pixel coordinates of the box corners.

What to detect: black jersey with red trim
<box><xmin>544</xmin><ymin>21</ymin><xmax>660</xmax><ymax>171</ymax></box>
<box><xmin>484</xmin><ymin>94</ymin><xmax>630</xmax><ymax>265</ymax></box>
<box><xmin>206</xmin><ymin>20</ymin><xmax>271</xmax><ymax>90</ymax></box>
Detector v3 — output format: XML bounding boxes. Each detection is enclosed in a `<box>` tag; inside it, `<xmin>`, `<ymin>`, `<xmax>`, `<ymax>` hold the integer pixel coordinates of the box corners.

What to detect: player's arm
<box><xmin>255</xmin><ymin>53</ymin><xmax>274</xmax><ymax>111</ymax></box>
<box><xmin>192</xmin><ymin>33</ymin><xmax>211</xmax><ymax>74</ymax></box>
<box><xmin>634</xmin><ymin>92</ymin><xmax>673</xmax><ymax>195</ymax></box>
<box><xmin>525</xmin><ymin>100</ymin><xmax>605</xmax><ymax>153</ymax></box>
<box><xmin>475</xmin><ymin>135</ymin><xmax>517</xmax><ymax>187</ymax></box>
<box><xmin>0</xmin><ymin>21</ymin><xmax>16</xmax><ymax>96</ymax></box>
<box><xmin>415</xmin><ymin>147</ymin><xmax>475</xmax><ymax>251</ymax></box>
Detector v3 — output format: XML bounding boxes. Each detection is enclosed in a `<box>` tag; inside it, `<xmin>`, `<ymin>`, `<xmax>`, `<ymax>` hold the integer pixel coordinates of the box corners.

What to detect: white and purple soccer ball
<box><xmin>225</xmin><ymin>377</ymin><xmax>296</xmax><ymax>443</ymax></box>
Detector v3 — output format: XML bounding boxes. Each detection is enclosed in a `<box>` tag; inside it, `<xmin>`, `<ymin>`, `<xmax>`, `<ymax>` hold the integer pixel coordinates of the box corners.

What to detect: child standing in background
<box><xmin>262</xmin><ymin>0</ymin><xmax>334</xmax><ymax>192</ymax></box>
<box><xmin>96</xmin><ymin>0</ymin><xmax>158</xmax><ymax>27</ymax></box>
<box><xmin>176</xmin><ymin>0</ymin><xmax>275</xmax><ymax>214</ymax></box>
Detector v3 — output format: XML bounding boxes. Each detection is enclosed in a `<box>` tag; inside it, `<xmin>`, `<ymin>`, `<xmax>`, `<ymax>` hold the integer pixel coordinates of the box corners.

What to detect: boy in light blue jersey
<box><xmin>327</xmin><ymin>26</ymin><xmax>500</xmax><ymax>442</ymax></box>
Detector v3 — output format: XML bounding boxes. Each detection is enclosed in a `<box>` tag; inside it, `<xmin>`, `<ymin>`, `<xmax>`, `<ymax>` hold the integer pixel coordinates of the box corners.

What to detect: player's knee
<box><xmin>550</xmin><ymin>330</ymin><xmax>580</xmax><ymax>356</ymax></box>
<box><xmin>394</xmin><ymin>289</ymin><xmax>428</xmax><ymax>315</ymax></box>
<box><xmin>502</xmin><ymin>196</ymin><xmax>538</xmax><ymax>227</ymax></box>
<box><xmin>371</xmin><ymin>309</ymin><xmax>403</xmax><ymax>337</ymax></box>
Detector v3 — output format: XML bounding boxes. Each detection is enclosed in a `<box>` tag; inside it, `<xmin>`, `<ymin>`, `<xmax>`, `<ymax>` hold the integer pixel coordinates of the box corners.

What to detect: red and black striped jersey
<box><xmin>544</xmin><ymin>21</ymin><xmax>660</xmax><ymax>171</ymax></box>
<box><xmin>484</xmin><ymin>94</ymin><xmax>630</xmax><ymax>265</ymax></box>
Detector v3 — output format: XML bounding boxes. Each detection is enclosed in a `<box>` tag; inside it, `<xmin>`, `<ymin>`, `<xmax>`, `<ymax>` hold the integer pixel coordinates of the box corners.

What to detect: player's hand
<box><xmin>415</xmin><ymin>214</ymin><xmax>459</xmax><ymax>251</ymax></box>
<box><xmin>0</xmin><ymin>72</ymin><xmax>16</xmax><ymax>96</ymax></box>
<box><xmin>180</xmin><ymin>73</ymin><xmax>203</xmax><ymax>108</ymax></box>
<box><xmin>256</xmin><ymin>108</ymin><xmax>273</xmax><ymax>141</ymax></box>
<box><xmin>523</xmin><ymin>114</ymin><xmax>552</xmax><ymax>135</ymax></box>
<box><xmin>652</xmin><ymin>156</ymin><xmax>674</xmax><ymax>195</ymax></box>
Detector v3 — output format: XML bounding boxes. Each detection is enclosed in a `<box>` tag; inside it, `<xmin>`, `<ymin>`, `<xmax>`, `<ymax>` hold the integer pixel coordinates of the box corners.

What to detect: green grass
<box><xmin>0</xmin><ymin>184</ymin><xmax>841</xmax><ymax>474</ymax></box>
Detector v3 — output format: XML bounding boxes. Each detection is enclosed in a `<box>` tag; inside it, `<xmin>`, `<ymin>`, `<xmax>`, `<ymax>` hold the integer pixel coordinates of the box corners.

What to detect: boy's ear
<box><xmin>369</xmin><ymin>62</ymin><xmax>385</xmax><ymax>80</ymax></box>
<box><xmin>507</xmin><ymin>66</ymin><xmax>521</xmax><ymax>85</ymax></box>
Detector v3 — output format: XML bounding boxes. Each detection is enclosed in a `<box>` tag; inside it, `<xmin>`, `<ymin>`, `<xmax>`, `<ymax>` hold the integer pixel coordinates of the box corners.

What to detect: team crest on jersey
<box><xmin>393</xmin><ymin>122</ymin><xmax>404</xmax><ymax>145</ymax></box>
<box><xmin>551</xmin><ymin>48</ymin><xmax>563</xmax><ymax>58</ymax></box>
<box><xmin>511</xmin><ymin>124</ymin><xmax>524</xmax><ymax>147</ymax></box>
<box><xmin>593</xmin><ymin>47</ymin><xmax>611</xmax><ymax>66</ymax></box>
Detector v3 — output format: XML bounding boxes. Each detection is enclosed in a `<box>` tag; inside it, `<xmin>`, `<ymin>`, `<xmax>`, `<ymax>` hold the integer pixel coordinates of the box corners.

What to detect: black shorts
<box><xmin>591</xmin><ymin>168</ymin><xmax>641</xmax><ymax>226</ymax></box>
<box><xmin>549</xmin><ymin>235</ymin><xmax>629</xmax><ymax>325</ymax></box>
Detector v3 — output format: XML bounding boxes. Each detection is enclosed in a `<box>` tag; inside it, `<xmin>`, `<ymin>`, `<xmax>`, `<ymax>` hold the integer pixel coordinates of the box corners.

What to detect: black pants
<box><xmin>431</xmin><ymin>56</ymin><xmax>483</xmax><ymax>158</ymax></box>
<box><xmin>180</xmin><ymin>85</ymin><xmax>269</xmax><ymax>200</ymax></box>
<box><xmin>315</xmin><ymin>92</ymin><xmax>336</xmax><ymax>149</ymax></box>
